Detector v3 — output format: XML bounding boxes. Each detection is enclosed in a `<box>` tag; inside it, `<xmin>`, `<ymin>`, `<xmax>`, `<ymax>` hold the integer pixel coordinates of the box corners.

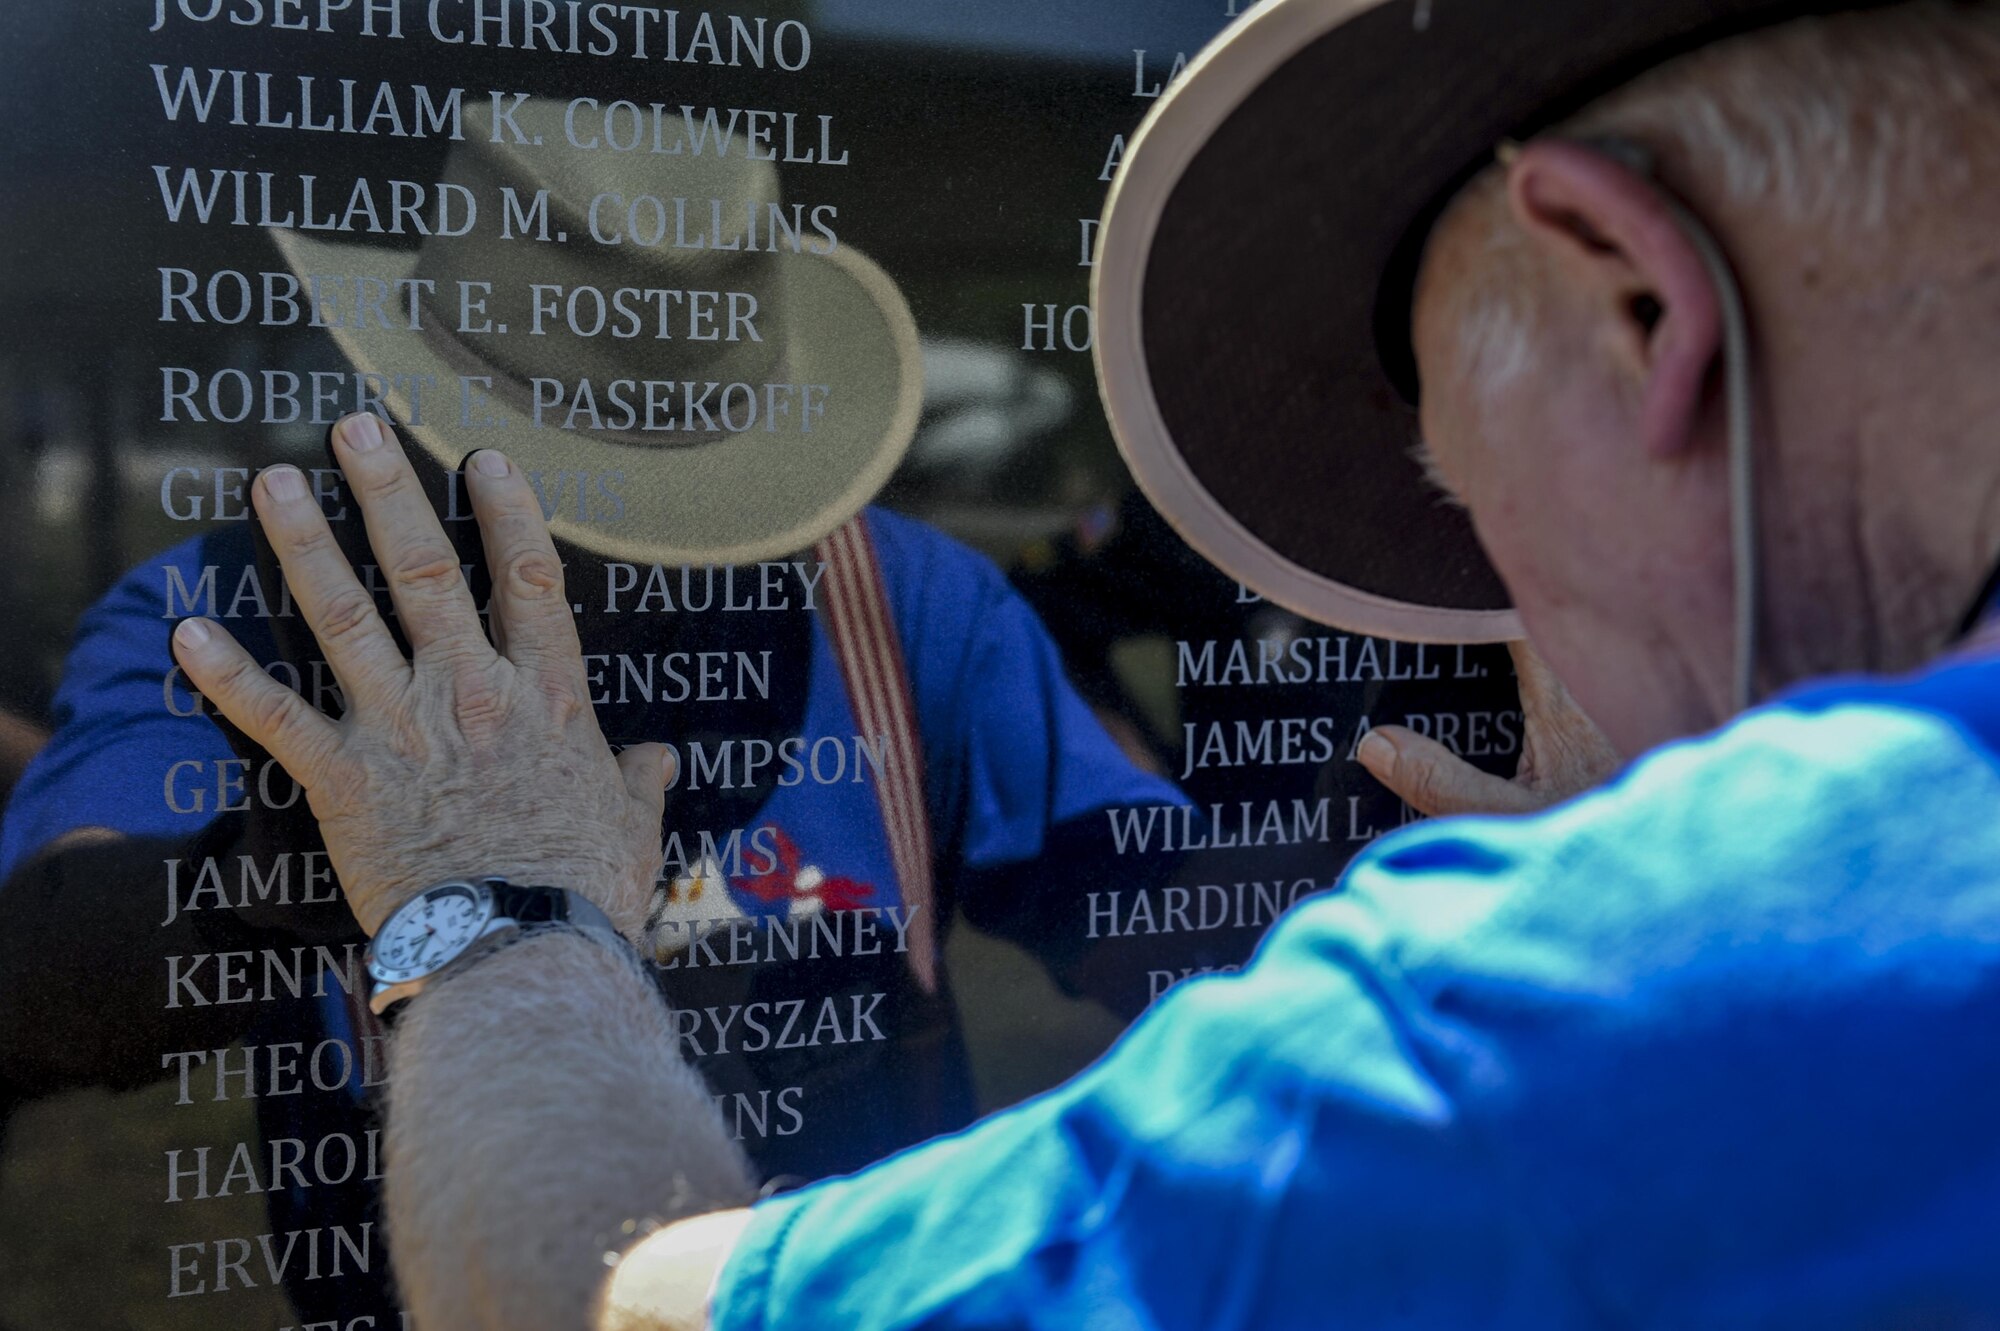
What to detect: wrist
<box><xmin>355</xmin><ymin>856</ymin><xmax>641</xmax><ymax>939</ymax></box>
<box><xmin>366</xmin><ymin>877</ymin><xmax>632</xmax><ymax>1020</ymax></box>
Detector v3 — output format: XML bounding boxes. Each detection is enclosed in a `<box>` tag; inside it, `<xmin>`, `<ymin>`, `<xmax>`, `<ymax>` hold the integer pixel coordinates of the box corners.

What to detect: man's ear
<box><xmin>1503</xmin><ymin>138</ymin><xmax>1723</xmax><ymax>459</ymax></box>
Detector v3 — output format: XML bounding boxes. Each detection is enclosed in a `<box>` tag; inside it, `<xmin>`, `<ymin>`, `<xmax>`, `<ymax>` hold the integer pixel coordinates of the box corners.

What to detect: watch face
<box><xmin>367</xmin><ymin>882</ymin><xmax>496</xmax><ymax>983</ymax></box>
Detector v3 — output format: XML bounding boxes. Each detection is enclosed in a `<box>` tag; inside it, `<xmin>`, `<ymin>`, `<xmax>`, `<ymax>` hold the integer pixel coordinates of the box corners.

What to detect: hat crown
<box><xmin>408</xmin><ymin>97</ymin><xmax>806</xmax><ymax>437</ymax></box>
<box><xmin>274</xmin><ymin>91</ymin><xmax>923</xmax><ymax>570</ymax></box>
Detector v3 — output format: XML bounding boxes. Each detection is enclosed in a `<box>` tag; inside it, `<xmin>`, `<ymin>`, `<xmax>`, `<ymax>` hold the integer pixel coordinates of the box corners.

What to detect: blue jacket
<box><xmin>716</xmin><ymin>642</ymin><xmax>2000</xmax><ymax>1329</ymax></box>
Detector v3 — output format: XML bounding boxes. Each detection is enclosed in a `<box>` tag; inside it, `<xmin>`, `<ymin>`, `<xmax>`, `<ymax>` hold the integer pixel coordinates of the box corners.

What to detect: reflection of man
<box><xmin>0</xmin><ymin>98</ymin><xmax>1179</xmax><ymax>1320</ymax></box>
<box><xmin>164</xmin><ymin>0</ymin><xmax>2000</xmax><ymax>1327</ymax></box>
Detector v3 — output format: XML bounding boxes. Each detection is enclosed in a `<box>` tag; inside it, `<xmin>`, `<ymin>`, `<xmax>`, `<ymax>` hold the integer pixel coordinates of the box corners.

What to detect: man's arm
<box><xmin>149</xmin><ymin>416</ymin><xmax>1588</xmax><ymax>1331</ymax></box>
<box><xmin>387</xmin><ymin>930</ymin><xmax>753</xmax><ymax>1331</ymax></box>
<box><xmin>169</xmin><ymin>415</ymin><xmax>757</xmax><ymax>1328</ymax></box>
<box><xmin>149</xmin><ymin>413</ymin><xmax>2000</xmax><ymax>1329</ymax></box>
<box><xmin>163</xmin><ymin>417</ymin><xmax>1553</xmax><ymax>1331</ymax></box>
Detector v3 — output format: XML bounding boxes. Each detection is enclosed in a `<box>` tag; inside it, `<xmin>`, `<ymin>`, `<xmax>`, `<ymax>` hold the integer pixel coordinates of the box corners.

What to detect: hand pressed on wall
<box><xmin>169</xmin><ymin>412</ymin><xmax>671</xmax><ymax>939</ymax></box>
<box><xmin>1358</xmin><ymin>640</ymin><xmax>1621</xmax><ymax>818</ymax></box>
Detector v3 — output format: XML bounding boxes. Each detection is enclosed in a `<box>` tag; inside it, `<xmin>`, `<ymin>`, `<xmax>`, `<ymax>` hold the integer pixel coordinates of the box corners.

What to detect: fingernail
<box><xmin>1357</xmin><ymin>732</ymin><xmax>1395</xmax><ymax>773</ymax></box>
<box><xmin>174</xmin><ymin>618</ymin><xmax>211</xmax><ymax>649</ymax></box>
<box><xmin>471</xmin><ymin>449</ymin><xmax>509</xmax><ymax>477</ymax></box>
<box><xmin>340</xmin><ymin>413</ymin><xmax>384</xmax><ymax>452</ymax></box>
<box><xmin>262</xmin><ymin>465</ymin><xmax>307</xmax><ymax>502</ymax></box>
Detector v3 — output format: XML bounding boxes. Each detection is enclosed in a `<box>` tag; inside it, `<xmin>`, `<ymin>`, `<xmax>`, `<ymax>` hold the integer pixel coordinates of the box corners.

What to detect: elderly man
<box><xmin>169</xmin><ymin>0</ymin><xmax>2000</xmax><ymax>1326</ymax></box>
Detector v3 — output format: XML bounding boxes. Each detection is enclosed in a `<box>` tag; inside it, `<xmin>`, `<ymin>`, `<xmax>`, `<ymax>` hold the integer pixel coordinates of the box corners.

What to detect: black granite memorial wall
<box><xmin>0</xmin><ymin>3</ymin><xmax>1519</xmax><ymax>1323</ymax></box>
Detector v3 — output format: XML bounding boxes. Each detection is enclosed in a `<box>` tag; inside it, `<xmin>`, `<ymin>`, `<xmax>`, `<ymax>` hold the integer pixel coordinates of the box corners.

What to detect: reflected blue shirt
<box><xmin>0</xmin><ymin>505</ymin><xmax>1177</xmax><ymax>888</ymax></box>
<box><xmin>715</xmin><ymin>643</ymin><xmax>2000</xmax><ymax>1328</ymax></box>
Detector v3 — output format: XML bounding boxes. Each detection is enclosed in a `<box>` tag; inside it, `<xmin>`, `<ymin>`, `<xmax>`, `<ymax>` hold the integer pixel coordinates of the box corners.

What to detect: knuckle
<box><xmin>536</xmin><ymin>671</ymin><xmax>589</xmax><ymax>724</ymax></box>
<box><xmin>451</xmin><ymin>672</ymin><xmax>512</xmax><ymax>733</ymax></box>
<box><xmin>357</xmin><ymin>462</ymin><xmax>414</xmax><ymax>502</ymax></box>
<box><xmin>278</xmin><ymin>519</ymin><xmax>335</xmax><ymax>559</ymax></box>
<box><xmin>249</xmin><ymin>684</ymin><xmax>305</xmax><ymax>742</ymax></box>
<box><xmin>390</xmin><ymin>546</ymin><xmax>465</xmax><ymax>595</ymax></box>
<box><xmin>502</xmin><ymin>547</ymin><xmax>565</xmax><ymax>599</ymax></box>
<box><xmin>317</xmin><ymin>588</ymin><xmax>383</xmax><ymax>644</ymax></box>
<box><xmin>1402</xmin><ymin>763</ymin><xmax>1444</xmax><ymax>812</ymax></box>
<box><xmin>213</xmin><ymin>654</ymin><xmax>266</xmax><ymax>704</ymax></box>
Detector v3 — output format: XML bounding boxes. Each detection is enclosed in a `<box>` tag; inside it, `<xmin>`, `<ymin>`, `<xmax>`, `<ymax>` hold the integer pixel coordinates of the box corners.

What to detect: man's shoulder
<box><xmin>1572</xmin><ymin>648</ymin><xmax>2000</xmax><ymax>868</ymax></box>
<box><xmin>1329</xmin><ymin>651</ymin><xmax>2000</xmax><ymax>999</ymax></box>
<box><xmin>1567</xmin><ymin>647</ymin><xmax>2000</xmax><ymax>894</ymax></box>
<box><xmin>857</xmin><ymin>505</ymin><xmax>1033</xmax><ymax>660</ymax></box>
<box><xmin>859</xmin><ymin>505</ymin><xmax>1007</xmax><ymax>597</ymax></box>
<box><xmin>1773</xmin><ymin>647</ymin><xmax>2000</xmax><ymax>757</ymax></box>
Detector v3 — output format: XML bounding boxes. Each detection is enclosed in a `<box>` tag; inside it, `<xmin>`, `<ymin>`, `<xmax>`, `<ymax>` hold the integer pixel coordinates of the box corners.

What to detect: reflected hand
<box><xmin>1357</xmin><ymin>640</ymin><xmax>1619</xmax><ymax>817</ymax></box>
<box><xmin>169</xmin><ymin>413</ymin><xmax>670</xmax><ymax>938</ymax></box>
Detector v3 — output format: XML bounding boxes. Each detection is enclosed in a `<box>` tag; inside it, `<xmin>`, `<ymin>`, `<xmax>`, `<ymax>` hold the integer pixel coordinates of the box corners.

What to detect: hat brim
<box><xmin>1096</xmin><ymin>0</ymin><xmax>1868</xmax><ymax>643</ymax></box>
<box><xmin>275</xmin><ymin>229</ymin><xmax>922</xmax><ymax>567</ymax></box>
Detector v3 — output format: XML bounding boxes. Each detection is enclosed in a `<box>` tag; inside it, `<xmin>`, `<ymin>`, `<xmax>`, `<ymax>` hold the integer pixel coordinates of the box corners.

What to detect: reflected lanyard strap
<box><xmin>814</xmin><ymin>516</ymin><xmax>940</xmax><ymax>995</ymax></box>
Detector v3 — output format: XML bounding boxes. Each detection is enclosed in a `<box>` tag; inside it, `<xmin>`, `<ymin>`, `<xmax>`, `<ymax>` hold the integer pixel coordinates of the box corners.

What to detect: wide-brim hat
<box><xmin>1095</xmin><ymin>0</ymin><xmax>1877</xmax><ymax>642</ymax></box>
<box><xmin>277</xmin><ymin>97</ymin><xmax>921</xmax><ymax>567</ymax></box>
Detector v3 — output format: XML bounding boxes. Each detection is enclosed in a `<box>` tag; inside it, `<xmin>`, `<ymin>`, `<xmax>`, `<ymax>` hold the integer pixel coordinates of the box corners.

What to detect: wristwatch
<box><xmin>365</xmin><ymin>877</ymin><xmax>624</xmax><ymax>1018</ymax></box>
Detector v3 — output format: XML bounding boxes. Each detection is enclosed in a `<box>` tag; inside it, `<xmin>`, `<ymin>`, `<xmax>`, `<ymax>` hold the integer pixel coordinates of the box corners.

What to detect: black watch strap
<box><xmin>486</xmin><ymin>877</ymin><xmax>575</xmax><ymax>924</ymax></box>
<box><xmin>481</xmin><ymin>877</ymin><xmax>622</xmax><ymax>940</ymax></box>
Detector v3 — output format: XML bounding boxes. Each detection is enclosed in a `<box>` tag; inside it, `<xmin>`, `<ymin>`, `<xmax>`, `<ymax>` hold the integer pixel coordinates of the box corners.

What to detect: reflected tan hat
<box><xmin>1094</xmin><ymin>0</ymin><xmax>1879</xmax><ymax>642</ymax></box>
<box><xmin>276</xmin><ymin>97</ymin><xmax>921</xmax><ymax>566</ymax></box>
